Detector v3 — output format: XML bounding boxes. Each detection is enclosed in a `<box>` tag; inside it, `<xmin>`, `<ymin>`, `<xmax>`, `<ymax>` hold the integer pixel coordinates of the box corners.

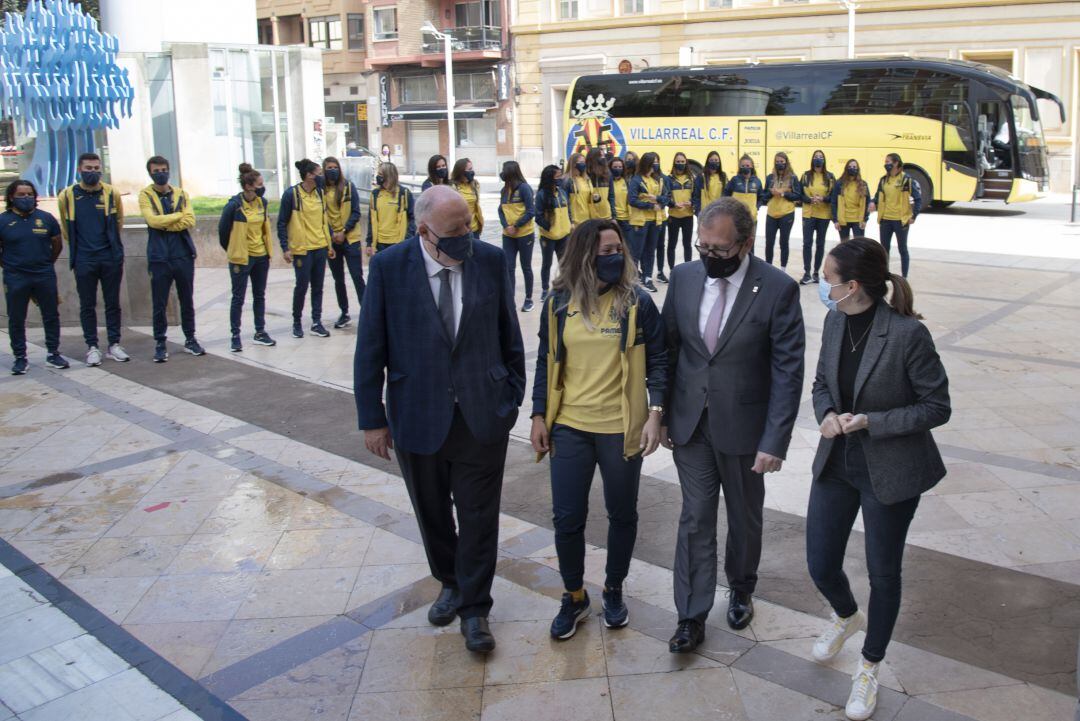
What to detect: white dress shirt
<box><xmin>420</xmin><ymin>238</ymin><xmax>463</xmax><ymax>335</ymax></box>
<box><xmin>698</xmin><ymin>253</ymin><xmax>750</xmax><ymax>342</ymax></box>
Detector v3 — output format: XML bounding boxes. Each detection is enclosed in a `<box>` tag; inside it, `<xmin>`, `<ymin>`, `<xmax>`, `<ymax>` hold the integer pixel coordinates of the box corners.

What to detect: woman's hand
<box><xmin>505</xmin><ymin>226</ymin><xmax>518</xmax><ymax>237</ymax></box>
<box><xmin>530</xmin><ymin>416</ymin><xmax>550</xmax><ymax>454</ymax></box>
<box><xmin>820</xmin><ymin>411</ymin><xmax>844</xmax><ymax>439</ymax></box>
<box><xmin>283</xmin><ymin>250</ymin><xmax>293</xmax><ymax>263</ymax></box>
<box><xmin>640</xmin><ymin>412</ymin><xmax>662</xmax><ymax>456</ymax></box>
<box><xmin>328</xmin><ymin>247</ymin><xmax>337</xmax><ymax>260</ymax></box>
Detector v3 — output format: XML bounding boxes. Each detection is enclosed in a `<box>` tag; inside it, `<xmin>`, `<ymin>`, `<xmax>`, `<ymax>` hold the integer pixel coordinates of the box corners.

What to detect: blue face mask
<box><xmin>611</xmin><ymin>168</ymin><xmax>623</xmax><ymax>178</ymax></box>
<box><xmin>819</xmin><ymin>278</ymin><xmax>852</xmax><ymax>312</ymax></box>
<box><xmin>151</xmin><ymin>170</ymin><xmax>169</xmax><ymax>186</ymax></box>
<box><xmin>13</xmin><ymin>196</ymin><xmax>35</xmax><ymax>213</ymax></box>
<box><xmin>596</xmin><ymin>253</ymin><xmax>625</xmax><ymax>284</ymax></box>
<box><xmin>575</xmin><ymin>162</ymin><xmax>586</xmax><ymax>173</ymax></box>
<box><xmin>314</xmin><ymin>174</ymin><xmax>326</xmax><ymax>190</ymax></box>
<box><xmin>433</xmin><ymin>231</ymin><xmax>474</xmax><ymax>261</ymax></box>
<box><xmin>324</xmin><ymin>168</ymin><xmax>341</xmax><ymax>183</ymax></box>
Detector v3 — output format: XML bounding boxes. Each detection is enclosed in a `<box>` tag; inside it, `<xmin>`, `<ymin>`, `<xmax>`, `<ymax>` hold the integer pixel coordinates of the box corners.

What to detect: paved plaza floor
<box><xmin>0</xmin><ymin>194</ymin><xmax>1079</xmax><ymax>720</ymax></box>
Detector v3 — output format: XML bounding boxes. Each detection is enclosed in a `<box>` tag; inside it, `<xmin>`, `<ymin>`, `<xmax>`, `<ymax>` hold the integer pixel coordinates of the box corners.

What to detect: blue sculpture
<box><xmin>0</xmin><ymin>0</ymin><xmax>133</xmax><ymax>196</ymax></box>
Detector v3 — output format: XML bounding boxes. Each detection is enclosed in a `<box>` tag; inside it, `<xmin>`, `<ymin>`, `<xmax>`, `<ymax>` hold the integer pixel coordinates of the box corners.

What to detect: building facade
<box><xmin>510</xmin><ymin>0</ymin><xmax>1080</xmax><ymax>192</ymax></box>
<box><xmin>257</xmin><ymin>0</ymin><xmax>516</xmax><ymax>175</ymax></box>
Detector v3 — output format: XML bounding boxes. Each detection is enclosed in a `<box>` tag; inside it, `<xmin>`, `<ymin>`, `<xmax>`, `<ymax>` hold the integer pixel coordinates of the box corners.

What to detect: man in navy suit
<box><xmin>354</xmin><ymin>185</ymin><xmax>525</xmax><ymax>653</ymax></box>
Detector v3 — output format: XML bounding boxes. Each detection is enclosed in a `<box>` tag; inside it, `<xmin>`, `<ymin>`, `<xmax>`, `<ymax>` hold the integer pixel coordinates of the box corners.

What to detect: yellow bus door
<box><xmin>738</xmin><ymin>119</ymin><xmax>768</xmax><ymax>170</ymax></box>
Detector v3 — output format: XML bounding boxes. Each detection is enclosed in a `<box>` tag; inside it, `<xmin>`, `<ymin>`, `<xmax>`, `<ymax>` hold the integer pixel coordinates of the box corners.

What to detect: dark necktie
<box><xmin>438</xmin><ymin>268</ymin><xmax>455</xmax><ymax>342</ymax></box>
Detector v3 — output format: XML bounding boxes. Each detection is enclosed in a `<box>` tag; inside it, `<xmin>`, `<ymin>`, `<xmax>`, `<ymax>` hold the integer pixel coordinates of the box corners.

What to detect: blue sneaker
<box><xmin>11</xmin><ymin>356</ymin><xmax>28</xmax><ymax>375</ymax></box>
<box><xmin>252</xmin><ymin>331</ymin><xmax>276</xmax><ymax>347</ymax></box>
<box><xmin>292</xmin><ymin>323</ymin><xmax>304</xmax><ymax>339</ymax></box>
<box><xmin>184</xmin><ymin>338</ymin><xmax>206</xmax><ymax>356</ymax></box>
<box><xmin>153</xmin><ymin>343</ymin><xmax>169</xmax><ymax>363</ymax></box>
<box><xmin>602</xmin><ymin>586</ymin><xmax>629</xmax><ymax>629</ymax></box>
<box><xmin>550</xmin><ymin>591</ymin><xmax>591</xmax><ymax>640</ymax></box>
<box><xmin>45</xmin><ymin>353</ymin><xmax>70</xmax><ymax>370</ymax></box>
<box><xmin>310</xmin><ymin>322</ymin><xmax>330</xmax><ymax>338</ymax></box>
<box><xmin>230</xmin><ymin>335</ymin><xmax>243</xmax><ymax>353</ymax></box>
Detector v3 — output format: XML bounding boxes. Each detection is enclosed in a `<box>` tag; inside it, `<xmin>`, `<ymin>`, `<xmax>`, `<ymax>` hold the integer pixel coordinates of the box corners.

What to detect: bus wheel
<box><xmin>905</xmin><ymin>167</ymin><xmax>933</xmax><ymax>213</ymax></box>
<box><xmin>931</xmin><ymin>200</ymin><xmax>955</xmax><ymax>210</ymax></box>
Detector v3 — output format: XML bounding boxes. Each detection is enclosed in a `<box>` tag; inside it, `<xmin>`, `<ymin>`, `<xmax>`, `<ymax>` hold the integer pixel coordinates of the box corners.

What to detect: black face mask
<box><xmin>884</xmin><ymin>163</ymin><xmax>894</xmax><ymax>172</ymax></box>
<box><xmin>575</xmin><ymin>162</ymin><xmax>586</xmax><ymax>173</ymax></box>
<box><xmin>375</xmin><ymin>175</ymin><xmax>385</xmax><ymax>187</ymax></box>
<box><xmin>464</xmin><ymin>170</ymin><xmax>475</xmax><ymax>182</ymax></box>
<box><xmin>325</xmin><ymin>168</ymin><xmax>341</xmax><ymax>183</ymax></box>
<box><xmin>81</xmin><ymin>170</ymin><xmax>102</xmax><ymax>186</ymax></box>
<box><xmin>611</xmin><ymin>168</ymin><xmax>623</xmax><ymax>178</ymax></box>
<box><xmin>707</xmin><ymin>161</ymin><xmax>720</xmax><ymax>171</ymax></box>
<box><xmin>499</xmin><ymin>171</ymin><xmax>510</xmax><ymax>182</ymax></box>
<box><xmin>674</xmin><ymin>163</ymin><xmax>686</xmax><ymax>172</ymax></box>
<box><xmin>846</xmin><ymin>167</ymin><xmax>858</xmax><ymax>176</ymax></box>
<box><xmin>740</xmin><ymin>167</ymin><xmax>752</xmax><ymax>176</ymax></box>
<box><xmin>151</xmin><ymin>170</ymin><xmax>169</xmax><ymax>186</ymax></box>
<box><xmin>432</xmin><ymin>230</ymin><xmax>474</xmax><ymax>261</ymax></box>
<box><xmin>775</xmin><ymin>163</ymin><xmax>787</xmax><ymax>171</ymax></box>
<box><xmin>625</xmin><ymin>161</ymin><xmax>637</xmax><ymax>172</ymax></box>
<box><xmin>436</xmin><ymin>167</ymin><xmax>448</xmax><ymax>179</ymax></box>
<box><xmin>596</xmin><ymin>253</ymin><xmax>625</xmax><ymax>285</ymax></box>
<box><xmin>702</xmin><ymin>252</ymin><xmax>742</xmax><ymax>279</ymax></box>
<box><xmin>255</xmin><ymin>186</ymin><xmax>267</xmax><ymax>197</ymax></box>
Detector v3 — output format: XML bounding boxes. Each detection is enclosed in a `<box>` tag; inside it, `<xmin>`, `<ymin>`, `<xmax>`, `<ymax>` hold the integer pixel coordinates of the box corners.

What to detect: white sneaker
<box><xmin>813</xmin><ymin>609</ymin><xmax>866</xmax><ymax>662</ymax></box>
<box><xmin>107</xmin><ymin>344</ymin><xmax>130</xmax><ymax>362</ymax></box>
<box><xmin>846</xmin><ymin>659</ymin><xmax>879</xmax><ymax>721</ymax></box>
<box><xmin>85</xmin><ymin>347</ymin><xmax>102</xmax><ymax>367</ymax></box>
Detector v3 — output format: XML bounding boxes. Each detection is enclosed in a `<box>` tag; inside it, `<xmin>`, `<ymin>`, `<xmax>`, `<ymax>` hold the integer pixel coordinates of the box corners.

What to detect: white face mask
<box><xmin>819</xmin><ymin>278</ymin><xmax>853</xmax><ymax>312</ymax></box>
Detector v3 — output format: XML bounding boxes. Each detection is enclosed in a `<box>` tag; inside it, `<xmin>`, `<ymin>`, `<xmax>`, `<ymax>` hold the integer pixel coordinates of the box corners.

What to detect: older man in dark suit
<box><xmin>661</xmin><ymin>196</ymin><xmax>805</xmax><ymax>652</ymax></box>
<box><xmin>354</xmin><ymin>185</ymin><xmax>526</xmax><ymax>653</ymax></box>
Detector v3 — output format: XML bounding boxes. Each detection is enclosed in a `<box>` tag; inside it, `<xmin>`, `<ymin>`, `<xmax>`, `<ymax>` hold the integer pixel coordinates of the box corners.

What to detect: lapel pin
<box><xmin>752</xmin><ymin>285</ymin><xmax>759</xmax><ymax>293</ymax></box>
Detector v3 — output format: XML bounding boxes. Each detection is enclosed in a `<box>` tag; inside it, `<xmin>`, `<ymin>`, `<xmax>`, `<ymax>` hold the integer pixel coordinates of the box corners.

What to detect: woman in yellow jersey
<box><xmin>422</xmin><ymin>154</ymin><xmax>448</xmax><ymax>191</ymax></box>
<box><xmin>626</xmin><ymin>152</ymin><xmax>668</xmax><ymax>292</ymax></box>
<box><xmin>450</xmin><ymin>158</ymin><xmax>484</xmax><ymax>235</ymax></box>
<box><xmin>564</xmin><ymin>152</ymin><xmax>591</xmax><ymax>227</ymax></box>
<box><xmin>536</xmin><ymin>164</ymin><xmax>571</xmax><ymax>303</ymax></box>
<box><xmin>761</xmin><ymin>152</ymin><xmax>802</xmax><ymax>271</ymax></box>
<box><xmin>799</xmin><ymin>149</ymin><xmax>836</xmax><ymax>285</ymax></box>
<box><xmin>666</xmin><ymin>152</ymin><xmax>695</xmax><ymax>272</ymax></box>
<box><xmin>365</xmin><ymin>162</ymin><xmax>415</xmax><ymax>256</ymax></box>
<box><xmin>585</xmin><ymin>147</ymin><xmax>613</xmax><ymax>220</ymax></box>
<box><xmin>723</xmin><ymin>154</ymin><xmax>763</xmax><ymax>251</ymax></box>
<box><xmin>830</xmin><ymin>159</ymin><xmax>872</xmax><ymax>243</ymax></box>
<box><xmin>529</xmin><ymin>218</ymin><xmax>666</xmax><ymax>640</ymax></box>
<box><xmin>608</xmin><ymin>155</ymin><xmax>631</xmax><ymax>240</ymax></box>
<box><xmin>277</xmin><ymin>158</ymin><xmax>335</xmax><ymax>339</ymax></box>
<box><xmin>873</xmin><ymin>153</ymin><xmax>922</xmax><ymax>278</ymax></box>
<box><xmin>693</xmin><ymin>150</ymin><xmax>727</xmax><ymax>216</ymax></box>
<box><xmin>322</xmin><ymin>156</ymin><xmax>365</xmax><ymax>329</ymax></box>
<box><xmin>499</xmin><ymin>160</ymin><xmax>537</xmax><ymax>313</ymax></box>
<box><xmin>218</xmin><ymin>163</ymin><xmax>276</xmax><ymax>352</ymax></box>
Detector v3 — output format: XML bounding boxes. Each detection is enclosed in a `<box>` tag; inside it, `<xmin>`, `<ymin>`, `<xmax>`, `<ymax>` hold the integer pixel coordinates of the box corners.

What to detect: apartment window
<box><xmin>454</xmin><ymin>72</ymin><xmax>495</xmax><ymax>101</ymax></box>
<box><xmin>257</xmin><ymin>18</ymin><xmax>274</xmax><ymax>45</ymax></box>
<box><xmin>455</xmin><ymin>0</ymin><xmax>500</xmax><ymax>26</ymax></box>
<box><xmin>623</xmin><ymin>0</ymin><xmax>644</xmax><ymax>13</ymax></box>
<box><xmin>558</xmin><ymin>0</ymin><xmax>578</xmax><ymax>20</ymax></box>
<box><xmin>309</xmin><ymin>15</ymin><xmax>342</xmax><ymax>50</ymax></box>
<box><xmin>373</xmin><ymin>8</ymin><xmax>398</xmax><ymax>40</ymax></box>
<box><xmin>347</xmin><ymin>13</ymin><xmax>365</xmax><ymax>50</ymax></box>
<box><xmin>400</xmin><ymin>75</ymin><xmax>438</xmax><ymax>103</ymax></box>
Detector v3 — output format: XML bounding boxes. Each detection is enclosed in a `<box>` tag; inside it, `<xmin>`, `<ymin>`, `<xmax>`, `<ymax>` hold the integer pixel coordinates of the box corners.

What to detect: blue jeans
<box><xmin>502</xmin><ymin>233</ymin><xmax>535</xmax><ymax>300</ymax></box>
<box><xmin>540</xmin><ymin>235</ymin><xmax>567</xmax><ymax>292</ymax></box>
<box><xmin>879</xmin><ymin>219</ymin><xmax>910</xmax><ymax>277</ymax></box>
<box><xmin>328</xmin><ymin>241</ymin><xmax>366</xmax><ymax>313</ymax></box>
<box><xmin>764</xmin><ymin>213</ymin><xmax>795</xmax><ymax>267</ymax></box>
<box><xmin>550</xmin><ymin>424</ymin><xmax>642</xmax><ymax>591</ymax></box>
<box><xmin>229</xmin><ymin>254</ymin><xmax>270</xmax><ymax>336</ymax></box>
<box><xmin>628</xmin><ymin>222</ymin><xmax>660</xmax><ymax>281</ymax></box>
<box><xmin>802</xmin><ymin>217</ymin><xmax>830</xmax><ymax>275</ymax></box>
<box><xmin>4</xmin><ymin>270</ymin><xmax>60</xmax><ymax>356</ymax></box>
<box><xmin>806</xmin><ymin>436</ymin><xmax>920</xmax><ymax>663</ymax></box>
<box><xmin>149</xmin><ymin>256</ymin><xmax>195</xmax><ymax>343</ymax></box>
<box><xmin>74</xmin><ymin>255</ymin><xmax>124</xmax><ymax>348</ymax></box>
<box><xmin>292</xmin><ymin>247</ymin><xmax>328</xmax><ymax>324</ymax></box>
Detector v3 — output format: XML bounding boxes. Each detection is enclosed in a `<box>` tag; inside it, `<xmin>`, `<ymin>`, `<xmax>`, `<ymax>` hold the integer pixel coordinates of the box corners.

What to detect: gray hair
<box><xmin>698</xmin><ymin>197</ymin><xmax>755</xmax><ymax>246</ymax></box>
<box><xmin>414</xmin><ymin>183</ymin><xmax>464</xmax><ymax>225</ymax></box>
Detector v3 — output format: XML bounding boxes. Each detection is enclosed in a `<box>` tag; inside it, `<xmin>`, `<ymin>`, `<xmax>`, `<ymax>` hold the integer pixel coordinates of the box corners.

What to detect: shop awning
<box><xmin>388</xmin><ymin>102</ymin><xmax>495</xmax><ymax>121</ymax></box>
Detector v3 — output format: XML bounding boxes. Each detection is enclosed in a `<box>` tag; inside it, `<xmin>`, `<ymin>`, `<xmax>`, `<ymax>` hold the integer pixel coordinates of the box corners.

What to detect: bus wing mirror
<box><xmin>1030</xmin><ymin>86</ymin><xmax>1066</xmax><ymax>124</ymax></box>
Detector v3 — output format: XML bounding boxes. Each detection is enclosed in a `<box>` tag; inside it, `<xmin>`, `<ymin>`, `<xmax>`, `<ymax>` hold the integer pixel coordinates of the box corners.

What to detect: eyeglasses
<box><xmin>694</xmin><ymin>242</ymin><xmax>740</xmax><ymax>259</ymax></box>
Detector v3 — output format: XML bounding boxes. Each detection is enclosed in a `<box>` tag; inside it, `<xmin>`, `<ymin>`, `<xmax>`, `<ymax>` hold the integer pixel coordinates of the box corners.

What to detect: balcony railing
<box><xmin>421</xmin><ymin>25</ymin><xmax>502</xmax><ymax>54</ymax></box>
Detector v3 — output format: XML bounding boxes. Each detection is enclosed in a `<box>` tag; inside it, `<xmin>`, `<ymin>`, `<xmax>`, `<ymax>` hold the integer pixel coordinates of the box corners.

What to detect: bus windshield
<box><xmin>1010</xmin><ymin>94</ymin><xmax>1047</xmax><ymax>181</ymax></box>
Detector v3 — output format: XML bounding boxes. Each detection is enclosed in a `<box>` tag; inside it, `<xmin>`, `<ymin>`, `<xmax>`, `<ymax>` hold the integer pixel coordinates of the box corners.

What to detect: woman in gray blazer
<box><xmin>806</xmin><ymin>238</ymin><xmax>951</xmax><ymax>721</ymax></box>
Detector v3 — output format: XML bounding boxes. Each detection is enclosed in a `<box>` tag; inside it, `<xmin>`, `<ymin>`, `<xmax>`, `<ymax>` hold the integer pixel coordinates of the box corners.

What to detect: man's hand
<box><xmin>365</xmin><ymin>427</ymin><xmax>394</xmax><ymax>460</ymax></box>
<box><xmin>660</xmin><ymin>425</ymin><xmax>673</xmax><ymax>450</ymax></box>
<box><xmin>530</xmin><ymin>416</ymin><xmax>549</xmax><ymax>454</ymax></box>
<box><xmin>283</xmin><ymin>250</ymin><xmax>293</xmax><ymax>263</ymax></box>
<box><xmin>640</xmin><ymin>412</ymin><xmax>662</xmax><ymax>457</ymax></box>
<box><xmin>751</xmin><ymin>451</ymin><xmax>783</xmax><ymax>474</ymax></box>
<box><xmin>838</xmin><ymin>413</ymin><xmax>869</xmax><ymax>434</ymax></box>
<box><xmin>820</xmin><ymin>411</ymin><xmax>844</xmax><ymax>439</ymax></box>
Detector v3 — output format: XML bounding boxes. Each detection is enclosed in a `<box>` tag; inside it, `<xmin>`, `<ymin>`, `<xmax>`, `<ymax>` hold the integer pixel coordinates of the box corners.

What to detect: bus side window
<box><xmin>943</xmin><ymin>101</ymin><xmax>976</xmax><ymax>171</ymax></box>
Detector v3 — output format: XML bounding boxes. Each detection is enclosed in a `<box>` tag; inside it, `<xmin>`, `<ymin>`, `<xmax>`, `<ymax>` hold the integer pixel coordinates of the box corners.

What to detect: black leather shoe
<box><xmin>668</xmin><ymin>619</ymin><xmax>705</xmax><ymax>653</ymax></box>
<box><xmin>727</xmin><ymin>591</ymin><xmax>754</xmax><ymax>630</ymax></box>
<box><xmin>428</xmin><ymin>586</ymin><xmax>459</xmax><ymax>627</ymax></box>
<box><xmin>461</xmin><ymin>616</ymin><xmax>495</xmax><ymax>653</ymax></box>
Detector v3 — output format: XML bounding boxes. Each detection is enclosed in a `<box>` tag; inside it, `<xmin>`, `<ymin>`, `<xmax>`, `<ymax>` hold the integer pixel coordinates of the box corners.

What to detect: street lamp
<box><xmin>839</xmin><ymin>0</ymin><xmax>857</xmax><ymax>59</ymax></box>
<box><xmin>422</xmin><ymin>21</ymin><xmax>456</xmax><ymax>168</ymax></box>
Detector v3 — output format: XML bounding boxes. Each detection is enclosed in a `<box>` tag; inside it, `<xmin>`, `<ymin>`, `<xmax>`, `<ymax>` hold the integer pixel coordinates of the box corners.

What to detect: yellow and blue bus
<box><xmin>565</xmin><ymin>58</ymin><xmax>1065</xmax><ymax>210</ymax></box>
